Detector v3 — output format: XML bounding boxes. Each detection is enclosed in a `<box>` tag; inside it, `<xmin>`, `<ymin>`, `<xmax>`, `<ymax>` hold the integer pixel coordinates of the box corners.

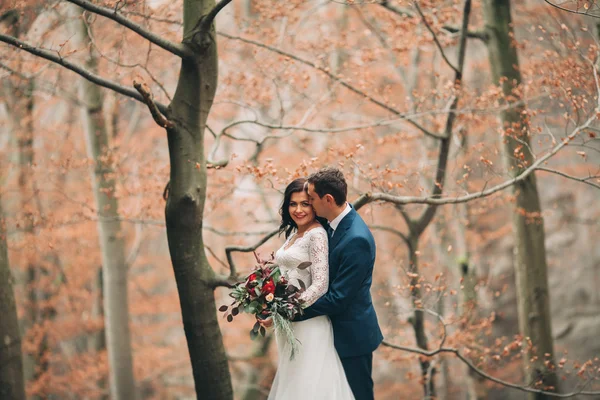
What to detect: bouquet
<box><xmin>220</xmin><ymin>252</ymin><xmax>309</xmax><ymax>359</ymax></box>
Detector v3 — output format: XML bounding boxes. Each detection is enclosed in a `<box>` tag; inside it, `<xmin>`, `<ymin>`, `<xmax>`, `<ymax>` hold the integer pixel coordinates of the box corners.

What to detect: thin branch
<box><xmin>542</xmin><ymin>0</ymin><xmax>600</xmax><ymax>19</ymax></box>
<box><xmin>0</xmin><ymin>33</ymin><xmax>169</xmax><ymax>114</ymax></box>
<box><xmin>370</xmin><ymin>225</ymin><xmax>409</xmax><ymax>245</ymax></box>
<box><xmin>413</xmin><ymin>1</ymin><xmax>460</xmax><ymax>74</ymax></box>
<box><xmin>211</xmin><ymin>228</ymin><xmax>280</xmax><ymax>288</ymax></box>
<box><xmin>133</xmin><ymin>80</ymin><xmax>174</xmax><ymax>128</ymax></box>
<box><xmin>199</xmin><ymin>0</ymin><xmax>233</xmax><ymax>35</ymax></box>
<box><xmin>536</xmin><ymin>167</ymin><xmax>600</xmax><ymax>190</ymax></box>
<box><xmin>379</xmin><ymin>1</ymin><xmax>488</xmax><ymax>42</ymax></box>
<box><xmin>442</xmin><ymin>25</ymin><xmax>488</xmax><ymax>42</ymax></box>
<box><xmin>352</xmin><ymin>108</ymin><xmax>597</xmax><ymax>209</ymax></box>
<box><xmin>414</xmin><ymin>0</ymin><xmax>471</xmax><ymax>233</ymax></box>
<box><xmin>381</xmin><ymin>340</ymin><xmax>600</xmax><ymax>398</ymax></box>
<box><xmin>379</xmin><ymin>0</ymin><xmax>415</xmax><ymax>17</ymax></box>
<box><xmin>0</xmin><ymin>61</ymin><xmax>85</xmax><ymax>106</ymax></box>
<box><xmin>62</xmin><ymin>0</ymin><xmax>190</xmax><ymax>57</ymax></box>
<box><xmin>217</xmin><ymin>32</ymin><xmax>444</xmax><ymax>140</ymax></box>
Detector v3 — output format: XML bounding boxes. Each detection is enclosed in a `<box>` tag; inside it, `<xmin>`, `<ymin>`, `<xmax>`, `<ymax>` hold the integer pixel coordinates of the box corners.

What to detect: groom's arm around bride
<box><xmin>298</xmin><ymin>168</ymin><xmax>383</xmax><ymax>400</ymax></box>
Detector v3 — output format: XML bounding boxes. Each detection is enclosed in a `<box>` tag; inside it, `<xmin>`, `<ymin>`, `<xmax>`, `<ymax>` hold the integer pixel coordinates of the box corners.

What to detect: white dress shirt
<box><xmin>328</xmin><ymin>203</ymin><xmax>351</xmax><ymax>236</ymax></box>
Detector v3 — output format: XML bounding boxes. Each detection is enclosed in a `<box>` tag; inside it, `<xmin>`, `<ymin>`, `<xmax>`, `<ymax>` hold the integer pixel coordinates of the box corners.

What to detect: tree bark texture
<box><xmin>0</xmin><ymin>200</ymin><xmax>26</xmax><ymax>400</ymax></box>
<box><xmin>163</xmin><ymin>1</ymin><xmax>233</xmax><ymax>398</ymax></box>
<box><xmin>482</xmin><ymin>0</ymin><xmax>559</xmax><ymax>396</ymax></box>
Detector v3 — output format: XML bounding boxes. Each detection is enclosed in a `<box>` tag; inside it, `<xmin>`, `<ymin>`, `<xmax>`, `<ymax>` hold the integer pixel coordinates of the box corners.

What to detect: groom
<box><xmin>297</xmin><ymin>167</ymin><xmax>383</xmax><ymax>400</ymax></box>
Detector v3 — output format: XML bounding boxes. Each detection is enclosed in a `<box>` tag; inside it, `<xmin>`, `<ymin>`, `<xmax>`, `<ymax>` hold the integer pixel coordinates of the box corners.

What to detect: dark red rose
<box><xmin>246</xmin><ymin>273</ymin><xmax>258</xmax><ymax>289</ymax></box>
<box><xmin>262</xmin><ymin>279</ymin><xmax>275</xmax><ymax>295</ymax></box>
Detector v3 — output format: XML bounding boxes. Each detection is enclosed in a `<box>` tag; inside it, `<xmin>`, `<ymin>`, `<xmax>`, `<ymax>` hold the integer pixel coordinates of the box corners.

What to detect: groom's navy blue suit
<box><xmin>296</xmin><ymin>207</ymin><xmax>383</xmax><ymax>400</ymax></box>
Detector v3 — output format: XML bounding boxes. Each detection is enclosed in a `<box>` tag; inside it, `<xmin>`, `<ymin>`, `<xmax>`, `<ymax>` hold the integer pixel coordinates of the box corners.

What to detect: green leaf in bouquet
<box><xmin>270</xmin><ymin>271</ymin><xmax>281</xmax><ymax>283</ymax></box>
<box><xmin>254</xmin><ymin>287</ymin><xmax>261</xmax><ymax>297</ymax></box>
<box><xmin>218</xmin><ymin>305</ymin><xmax>228</xmax><ymax>312</ymax></box>
<box><xmin>297</xmin><ymin>261</ymin><xmax>312</xmax><ymax>270</ymax></box>
<box><xmin>250</xmin><ymin>329</ymin><xmax>258</xmax><ymax>340</ymax></box>
<box><xmin>260</xmin><ymin>326</ymin><xmax>266</xmax><ymax>337</ymax></box>
<box><xmin>232</xmin><ymin>307</ymin><xmax>239</xmax><ymax>316</ymax></box>
<box><xmin>245</xmin><ymin>300</ymin><xmax>260</xmax><ymax>314</ymax></box>
<box><xmin>226</xmin><ymin>314</ymin><xmax>233</xmax><ymax>322</ymax></box>
<box><xmin>253</xmin><ymin>321</ymin><xmax>260</xmax><ymax>333</ymax></box>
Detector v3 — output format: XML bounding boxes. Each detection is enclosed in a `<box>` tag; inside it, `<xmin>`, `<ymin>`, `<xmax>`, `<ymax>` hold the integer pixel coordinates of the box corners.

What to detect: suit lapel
<box><xmin>330</xmin><ymin>208</ymin><xmax>356</xmax><ymax>250</ymax></box>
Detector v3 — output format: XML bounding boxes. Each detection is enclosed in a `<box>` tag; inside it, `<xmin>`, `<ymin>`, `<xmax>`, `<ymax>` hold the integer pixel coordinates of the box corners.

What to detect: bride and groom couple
<box><xmin>263</xmin><ymin>167</ymin><xmax>383</xmax><ymax>400</ymax></box>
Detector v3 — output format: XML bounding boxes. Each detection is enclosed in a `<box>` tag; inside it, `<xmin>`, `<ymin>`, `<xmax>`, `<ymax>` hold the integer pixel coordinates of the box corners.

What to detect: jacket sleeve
<box><xmin>296</xmin><ymin>236</ymin><xmax>372</xmax><ymax>320</ymax></box>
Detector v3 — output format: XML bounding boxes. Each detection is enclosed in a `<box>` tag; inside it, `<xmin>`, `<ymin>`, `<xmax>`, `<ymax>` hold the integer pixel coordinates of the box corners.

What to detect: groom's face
<box><xmin>307</xmin><ymin>183</ymin><xmax>327</xmax><ymax>219</ymax></box>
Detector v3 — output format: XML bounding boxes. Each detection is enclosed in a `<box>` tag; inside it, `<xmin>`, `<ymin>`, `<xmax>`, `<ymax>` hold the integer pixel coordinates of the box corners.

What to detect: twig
<box><xmin>199</xmin><ymin>0</ymin><xmax>233</xmax><ymax>35</ymax></box>
<box><xmin>370</xmin><ymin>225</ymin><xmax>409</xmax><ymax>244</ymax></box>
<box><xmin>225</xmin><ymin>229</ymin><xmax>279</xmax><ymax>275</ymax></box>
<box><xmin>541</xmin><ymin>0</ymin><xmax>600</xmax><ymax>19</ymax></box>
<box><xmin>63</xmin><ymin>0</ymin><xmax>190</xmax><ymax>57</ymax></box>
<box><xmin>379</xmin><ymin>1</ymin><xmax>488</xmax><ymax>42</ymax></box>
<box><xmin>382</xmin><ymin>340</ymin><xmax>600</xmax><ymax>398</ymax></box>
<box><xmin>353</xmin><ymin>99</ymin><xmax>598</xmax><ymax>209</ymax></box>
<box><xmin>133</xmin><ymin>80</ymin><xmax>174</xmax><ymax>129</ymax></box>
<box><xmin>413</xmin><ymin>1</ymin><xmax>460</xmax><ymax>74</ymax></box>
<box><xmin>217</xmin><ymin>32</ymin><xmax>444</xmax><ymax>140</ymax></box>
<box><xmin>536</xmin><ymin>167</ymin><xmax>600</xmax><ymax>190</ymax></box>
<box><xmin>0</xmin><ymin>33</ymin><xmax>169</xmax><ymax>114</ymax></box>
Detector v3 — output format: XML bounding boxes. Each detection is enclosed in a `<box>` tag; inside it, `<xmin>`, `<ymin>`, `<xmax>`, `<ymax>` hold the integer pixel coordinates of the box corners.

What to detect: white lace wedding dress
<box><xmin>267</xmin><ymin>226</ymin><xmax>355</xmax><ymax>400</ymax></box>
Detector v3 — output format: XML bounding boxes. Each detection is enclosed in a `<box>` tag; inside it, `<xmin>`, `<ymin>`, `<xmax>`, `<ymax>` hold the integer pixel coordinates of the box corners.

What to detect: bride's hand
<box><xmin>257</xmin><ymin>316</ymin><xmax>273</xmax><ymax>328</ymax></box>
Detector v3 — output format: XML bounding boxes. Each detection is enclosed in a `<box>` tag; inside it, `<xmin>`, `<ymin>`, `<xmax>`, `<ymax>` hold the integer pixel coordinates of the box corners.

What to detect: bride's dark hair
<box><xmin>279</xmin><ymin>178</ymin><xmax>307</xmax><ymax>239</ymax></box>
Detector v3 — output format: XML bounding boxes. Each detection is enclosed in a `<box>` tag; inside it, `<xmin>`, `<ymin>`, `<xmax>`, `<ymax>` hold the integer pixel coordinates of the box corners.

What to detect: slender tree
<box><xmin>482</xmin><ymin>0</ymin><xmax>559</xmax><ymax>396</ymax></box>
<box><xmin>65</xmin><ymin>4</ymin><xmax>133</xmax><ymax>399</ymax></box>
<box><xmin>0</xmin><ymin>0</ymin><xmax>234</xmax><ymax>397</ymax></box>
<box><xmin>0</xmin><ymin>199</ymin><xmax>26</xmax><ymax>400</ymax></box>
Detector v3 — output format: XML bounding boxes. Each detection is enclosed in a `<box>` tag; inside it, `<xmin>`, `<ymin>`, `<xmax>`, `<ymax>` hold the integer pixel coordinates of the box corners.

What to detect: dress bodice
<box><xmin>275</xmin><ymin>226</ymin><xmax>329</xmax><ymax>307</ymax></box>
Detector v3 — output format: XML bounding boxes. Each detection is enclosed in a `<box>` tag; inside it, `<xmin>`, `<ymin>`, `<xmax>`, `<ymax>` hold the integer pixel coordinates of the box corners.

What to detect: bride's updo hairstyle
<box><xmin>279</xmin><ymin>178</ymin><xmax>307</xmax><ymax>239</ymax></box>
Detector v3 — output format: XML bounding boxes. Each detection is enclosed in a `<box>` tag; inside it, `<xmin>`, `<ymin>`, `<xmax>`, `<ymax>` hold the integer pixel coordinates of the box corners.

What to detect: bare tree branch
<box><xmin>442</xmin><ymin>25</ymin><xmax>488</xmax><ymax>41</ymax></box>
<box><xmin>0</xmin><ymin>33</ymin><xmax>169</xmax><ymax>114</ymax></box>
<box><xmin>62</xmin><ymin>0</ymin><xmax>190</xmax><ymax>57</ymax></box>
<box><xmin>352</xmin><ymin>108</ymin><xmax>598</xmax><ymax>209</ymax></box>
<box><xmin>133</xmin><ymin>80</ymin><xmax>174</xmax><ymax>128</ymax></box>
<box><xmin>370</xmin><ymin>224</ymin><xmax>409</xmax><ymax>244</ymax></box>
<box><xmin>217</xmin><ymin>32</ymin><xmax>444</xmax><ymax>140</ymax></box>
<box><xmin>211</xmin><ymin>228</ymin><xmax>280</xmax><ymax>288</ymax></box>
<box><xmin>199</xmin><ymin>0</ymin><xmax>233</xmax><ymax>35</ymax></box>
<box><xmin>414</xmin><ymin>0</ymin><xmax>471</xmax><ymax>234</ymax></box>
<box><xmin>541</xmin><ymin>0</ymin><xmax>600</xmax><ymax>18</ymax></box>
<box><xmin>536</xmin><ymin>167</ymin><xmax>600</xmax><ymax>190</ymax></box>
<box><xmin>379</xmin><ymin>0</ymin><xmax>488</xmax><ymax>42</ymax></box>
<box><xmin>381</xmin><ymin>340</ymin><xmax>600</xmax><ymax>398</ymax></box>
<box><xmin>413</xmin><ymin>0</ymin><xmax>460</xmax><ymax>74</ymax></box>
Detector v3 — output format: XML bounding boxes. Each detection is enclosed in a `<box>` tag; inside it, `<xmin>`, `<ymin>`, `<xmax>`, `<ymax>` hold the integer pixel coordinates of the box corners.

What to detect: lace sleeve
<box><xmin>299</xmin><ymin>228</ymin><xmax>329</xmax><ymax>307</ymax></box>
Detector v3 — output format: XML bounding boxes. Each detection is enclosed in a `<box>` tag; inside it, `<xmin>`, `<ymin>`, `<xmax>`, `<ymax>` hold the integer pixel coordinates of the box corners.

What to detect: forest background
<box><xmin>1</xmin><ymin>0</ymin><xmax>600</xmax><ymax>399</ymax></box>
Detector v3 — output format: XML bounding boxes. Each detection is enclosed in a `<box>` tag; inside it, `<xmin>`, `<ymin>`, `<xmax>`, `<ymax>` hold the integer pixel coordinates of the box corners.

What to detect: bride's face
<box><xmin>289</xmin><ymin>191</ymin><xmax>315</xmax><ymax>229</ymax></box>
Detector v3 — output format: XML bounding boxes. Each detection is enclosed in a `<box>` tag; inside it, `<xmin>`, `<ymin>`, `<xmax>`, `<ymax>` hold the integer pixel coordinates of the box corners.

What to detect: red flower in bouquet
<box><xmin>219</xmin><ymin>252</ymin><xmax>311</xmax><ymax>360</ymax></box>
<box><xmin>246</xmin><ymin>273</ymin><xmax>258</xmax><ymax>288</ymax></box>
<box><xmin>262</xmin><ymin>278</ymin><xmax>275</xmax><ymax>295</ymax></box>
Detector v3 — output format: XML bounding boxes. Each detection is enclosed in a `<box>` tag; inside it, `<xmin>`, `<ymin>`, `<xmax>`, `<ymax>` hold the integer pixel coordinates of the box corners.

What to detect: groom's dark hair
<box><xmin>307</xmin><ymin>167</ymin><xmax>347</xmax><ymax>206</ymax></box>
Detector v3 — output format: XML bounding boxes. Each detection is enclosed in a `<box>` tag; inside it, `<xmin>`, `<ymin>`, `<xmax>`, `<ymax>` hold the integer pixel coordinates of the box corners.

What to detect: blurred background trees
<box><xmin>1</xmin><ymin>0</ymin><xmax>600</xmax><ymax>399</ymax></box>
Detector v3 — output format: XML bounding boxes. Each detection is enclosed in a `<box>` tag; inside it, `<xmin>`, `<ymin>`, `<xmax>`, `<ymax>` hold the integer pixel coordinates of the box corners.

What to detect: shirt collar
<box><xmin>329</xmin><ymin>203</ymin><xmax>351</xmax><ymax>232</ymax></box>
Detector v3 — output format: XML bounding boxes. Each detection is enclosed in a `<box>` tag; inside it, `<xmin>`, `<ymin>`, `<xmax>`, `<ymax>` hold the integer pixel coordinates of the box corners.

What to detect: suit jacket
<box><xmin>296</xmin><ymin>207</ymin><xmax>383</xmax><ymax>358</ymax></box>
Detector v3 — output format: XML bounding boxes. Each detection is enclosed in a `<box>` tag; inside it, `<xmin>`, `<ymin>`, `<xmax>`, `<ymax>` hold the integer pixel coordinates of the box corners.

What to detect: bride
<box><xmin>266</xmin><ymin>178</ymin><xmax>354</xmax><ymax>400</ymax></box>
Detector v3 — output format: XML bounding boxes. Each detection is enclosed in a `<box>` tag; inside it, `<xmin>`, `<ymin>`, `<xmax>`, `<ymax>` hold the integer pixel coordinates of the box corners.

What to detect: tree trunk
<box><xmin>0</xmin><ymin>200</ymin><xmax>26</xmax><ymax>400</ymax></box>
<box><xmin>67</xmin><ymin>6</ymin><xmax>134</xmax><ymax>399</ymax></box>
<box><xmin>163</xmin><ymin>1</ymin><xmax>233</xmax><ymax>398</ymax></box>
<box><xmin>482</xmin><ymin>0</ymin><xmax>559</xmax><ymax>396</ymax></box>
<box><xmin>406</xmin><ymin>235</ymin><xmax>436</xmax><ymax>398</ymax></box>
